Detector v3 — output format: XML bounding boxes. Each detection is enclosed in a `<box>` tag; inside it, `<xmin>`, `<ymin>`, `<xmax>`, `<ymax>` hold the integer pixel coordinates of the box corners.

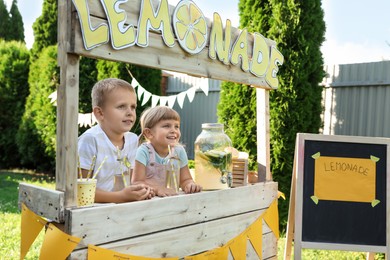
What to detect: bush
<box><xmin>0</xmin><ymin>40</ymin><xmax>30</xmax><ymax>168</ymax></box>
<box><xmin>17</xmin><ymin>45</ymin><xmax>58</xmax><ymax>172</ymax></box>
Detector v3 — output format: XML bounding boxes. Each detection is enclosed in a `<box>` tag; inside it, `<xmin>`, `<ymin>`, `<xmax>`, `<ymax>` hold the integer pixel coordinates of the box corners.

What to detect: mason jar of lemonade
<box><xmin>194</xmin><ymin>123</ymin><xmax>233</xmax><ymax>190</ymax></box>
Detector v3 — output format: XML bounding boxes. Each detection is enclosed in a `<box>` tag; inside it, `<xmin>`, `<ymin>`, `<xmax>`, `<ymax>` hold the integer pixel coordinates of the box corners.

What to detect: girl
<box><xmin>132</xmin><ymin>106</ymin><xmax>202</xmax><ymax>196</ymax></box>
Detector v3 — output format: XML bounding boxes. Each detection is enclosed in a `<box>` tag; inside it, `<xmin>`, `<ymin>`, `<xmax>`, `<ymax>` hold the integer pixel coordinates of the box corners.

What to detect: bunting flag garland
<box><xmin>39</xmin><ymin>224</ymin><xmax>81</xmax><ymax>260</ymax></box>
<box><xmin>49</xmin><ymin>74</ymin><xmax>209</xmax><ymax>129</ymax></box>
<box><xmin>88</xmin><ymin>245</ymin><xmax>179</xmax><ymax>260</ymax></box>
<box><xmin>227</xmin><ymin>231</ymin><xmax>247</xmax><ymax>259</ymax></box>
<box><xmin>263</xmin><ymin>199</ymin><xmax>279</xmax><ymax>239</ymax></box>
<box><xmin>20</xmin><ymin>199</ymin><xmax>278</xmax><ymax>259</ymax></box>
<box><xmin>20</xmin><ymin>203</ymin><xmax>48</xmax><ymax>260</ymax></box>
<box><xmin>184</xmin><ymin>246</ymin><xmax>229</xmax><ymax>260</ymax></box>
<box><xmin>130</xmin><ymin>73</ymin><xmax>209</xmax><ymax>108</ymax></box>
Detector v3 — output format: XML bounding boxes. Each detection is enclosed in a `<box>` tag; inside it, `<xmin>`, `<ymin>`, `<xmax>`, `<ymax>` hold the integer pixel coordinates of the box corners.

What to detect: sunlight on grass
<box><xmin>0</xmin><ymin>171</ymin><xmax>55</xmax><ymax>259</ymax></box>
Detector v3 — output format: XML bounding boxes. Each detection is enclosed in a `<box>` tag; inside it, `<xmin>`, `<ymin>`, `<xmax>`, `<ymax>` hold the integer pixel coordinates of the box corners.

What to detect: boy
<box><xmin>78</xmin><ymin>78</ymin><xmax>154</xmax><ymax>203</ymax></box>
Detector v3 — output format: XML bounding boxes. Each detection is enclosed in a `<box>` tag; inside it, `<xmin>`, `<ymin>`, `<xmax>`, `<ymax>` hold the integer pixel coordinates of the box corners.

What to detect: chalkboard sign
<box><xmin>287</xmin><ymin>134</ymin><xmax>390</xmax><ymax>259</ymax></box>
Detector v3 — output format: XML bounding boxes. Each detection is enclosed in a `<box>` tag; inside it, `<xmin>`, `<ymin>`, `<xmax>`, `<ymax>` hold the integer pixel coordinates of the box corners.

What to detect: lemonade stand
<box><xmin>18</xmin><ymin>0</ymin><xmax>283</xmax><ymax>258</ymax></box>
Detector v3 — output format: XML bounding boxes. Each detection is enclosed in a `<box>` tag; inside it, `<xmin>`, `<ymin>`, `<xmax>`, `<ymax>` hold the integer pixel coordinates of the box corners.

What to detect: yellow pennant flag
<box><xmin>184</xmin><ymin>246</ymin><xmax>228</xmax><ymax>260</ymax></box>
<box><xmin>39</xmin><ymin>223</ymin><xmax>81</xmax><ymax>260</ymax></box>
<box><xmin>88</xmin><ymin>244</ymin><xmax>179</xmax><ymax>260</ymax></box>
<box><xmin>247</xmin><ymin>217</ymin><xmax>263</xmax><ymax>258</ymax></box>
<box><xmin>263</xmin><ymin>199</ymin><xmax>279</xmax><ymax>238</ymax></box>
<box><xmin>228</xmin><ymin>232</ymin><xmax>247</xmax><ymax>259</ymax></box>
<box><xmin>20</xmin><ymin>203</ymin><xmax>47</xmax><ymax>260</ymax></box>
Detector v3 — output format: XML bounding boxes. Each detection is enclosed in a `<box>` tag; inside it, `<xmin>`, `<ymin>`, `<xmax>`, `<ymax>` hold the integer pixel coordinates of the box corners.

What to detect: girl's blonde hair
<box><xmin>91</xmin><ymin>78</ymin><xmax>135</xmax><ymax>108</ymax></box>
<box><xmin>139</xmin><ymin>106</ymin><xmax>181</xmax><ymax>143</ymax></box>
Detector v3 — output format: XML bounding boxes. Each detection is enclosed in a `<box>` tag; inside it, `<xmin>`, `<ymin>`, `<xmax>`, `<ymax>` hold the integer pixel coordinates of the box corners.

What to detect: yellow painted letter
<box><xmin>137</xmin><ymin>0</ymin><xmax>175</xmax><ymax>47</ymax></box>
<box><xmin>100</xmin><ymin>0</ymin><xmax>136</xmax><ymax>49</ymax></box>
<box><xmin>72</xmin><ymin>0</ymin><xmax>109</xmax><ymax>50</ymax></box>
<box><xmin>209</xmin><ymin>12</ymin><xmax>231</xmax><ymax>64</ymax></box>
<box><xmin>266</xmin><ymin>46</ymin><xmax>284</xmax><ymax>89</ymax></box>
<box><xmin>250</xmin><ymin>32</ymin><xmax>269</xmax><ymax>77</ymax></box>
<box><xmin>230</xmin><ymin>28</ymin><xmax>250</xmax><ymax>72</ymax></box>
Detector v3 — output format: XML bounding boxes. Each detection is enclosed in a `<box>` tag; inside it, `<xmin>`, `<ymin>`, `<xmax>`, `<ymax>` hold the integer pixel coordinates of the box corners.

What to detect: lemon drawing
<box><xmin>173</xmin><ymin>0</ymin><xmax>208</xmax><ymax>54</ymax></box>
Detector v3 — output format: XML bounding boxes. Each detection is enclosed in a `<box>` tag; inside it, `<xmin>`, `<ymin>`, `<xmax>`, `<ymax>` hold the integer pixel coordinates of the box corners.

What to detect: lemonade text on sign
<box><xmin>72</xmin><ymin>0</ymin><xmax>284</xmax><ymax>89</ymax></box>
<box><xmin>313</xmin><ymin>155</ymin><xmax>377</xmax><ymax>203</ymax></box>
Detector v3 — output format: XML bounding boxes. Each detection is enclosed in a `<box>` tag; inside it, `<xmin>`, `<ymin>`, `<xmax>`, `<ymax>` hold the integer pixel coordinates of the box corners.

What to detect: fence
<box><xmin>166</xmin><ymin>60</ymin><xmax>390</xmax><ymax>159</ymax></box>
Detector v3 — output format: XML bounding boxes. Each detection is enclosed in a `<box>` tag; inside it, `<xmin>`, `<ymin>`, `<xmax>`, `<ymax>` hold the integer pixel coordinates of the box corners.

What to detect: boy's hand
<box><xmin>121</xmin><ymin>184</ymin><xmax>155</xmax><ymax>201</ymax></box>
<box><xmin>183</xmin><ymin>182</ymin><xmax>202</xmax><ymax>194</ymax></box>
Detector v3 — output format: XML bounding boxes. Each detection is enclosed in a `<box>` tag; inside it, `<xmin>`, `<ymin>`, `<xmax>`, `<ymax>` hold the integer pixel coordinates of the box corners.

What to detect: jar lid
<box><xmin>202</xmin><ymin>123</ymin><xmax>223</xmax><ymax>129</ymax></box>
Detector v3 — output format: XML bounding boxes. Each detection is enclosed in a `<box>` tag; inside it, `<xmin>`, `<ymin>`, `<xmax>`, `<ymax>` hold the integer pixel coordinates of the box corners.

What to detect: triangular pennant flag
<box><xmin>141</xmin><ymin>91</ymin><xmax>152</xmax><ymax>106</ymax></box>
<box><xmin>151</xmin><ymin>95</ymin><xmax>160</xmax><ymax>107</ymax></box>
<box><xmin>186</xmin><ymin>87</ymin><xmax>197</xmax><ymax>103</ymax></box>
<box><xmin>137</xmin><ymin>85</ymin><xmax>146</xmax><ymax>101</ymax></box>
<box><xmin>176</xmin><ymin>92</ymin><xmax>186</xmax><ymax>108</ymax></box>
<box><xmin>39</xmin><ymin>223</ymin><xmax>81</xmax><ymax>260</ymax></box>
<box><xmin>228</xmin><ymin>232</ymin><xmax>247</xmax><ymax>260</ymax></box>
<box><xmin>247</xmin><ymin>217</ymin><xmax>263</xmax><ymax>259</ymax></box>
<box><xmin>48</xmin><ymin>90</ymin><xmax>57</xmax><ymax>104</ymax></box>
<box><xmin>159</xmin><ymin>96</ymin><xmax>169</xmax><ymax>106</ymax></box>
<box><xmin>20</xmin><ymin>203</ymin><xmax>47</xmax><ymax>260</ymax></box>
<box><xmin>184</xmin><ymin>246</ymin><xmax>228</xmax><ymax>260</ymax></box>
<box><xmin>199</xmin><ymin>78</ymin><xmax>209</xmax><ymax>96</ymax></box>
<box><xmin>91</xmin><ymin>113</ymin><xmax>98</xmax><ymax>125</ymax></box>
<box><xmin>263</xmin><ymin>199</ymin><xmax>279</xmax><ymax>238</ymax></box>
<box><xmin>131</xmin><ymin>78</ymin><xmax>139</xmax><ymax>88</ymax></box>
<box><xmin>167</xmin><ymin>95</ymin><xmax>177</xmax><ymax>108</ymax></box>
<box><xmin>88</xmin><ymin>244</ymin><xmax>179</xmax><ymax>260</ymax></box>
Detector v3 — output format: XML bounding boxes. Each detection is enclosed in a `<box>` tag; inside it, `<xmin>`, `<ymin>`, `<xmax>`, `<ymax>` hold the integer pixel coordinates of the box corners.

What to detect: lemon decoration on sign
<box><xmin>173</xmin><ymin>0</ymin><xmax>208</xmax><ymax>54</ymax></box>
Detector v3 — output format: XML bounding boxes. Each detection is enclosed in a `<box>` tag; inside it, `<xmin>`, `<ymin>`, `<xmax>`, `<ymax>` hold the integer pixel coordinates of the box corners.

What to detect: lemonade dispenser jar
<box><xmin>194</xmin><ymin>123</ymin><xmax>233</xmax><ymax>190</ymax></box>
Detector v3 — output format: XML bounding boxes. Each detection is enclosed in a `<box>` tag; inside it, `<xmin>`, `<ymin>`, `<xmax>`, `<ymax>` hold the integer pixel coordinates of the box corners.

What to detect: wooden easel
<box><xmin>284</xmin><ymin>133</ymin><xmax>390</xmax><ymax>260</ymax></box>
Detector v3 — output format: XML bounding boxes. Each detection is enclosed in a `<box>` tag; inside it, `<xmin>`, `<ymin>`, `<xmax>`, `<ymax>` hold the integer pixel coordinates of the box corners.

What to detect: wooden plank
<box><xmin>57</xmin><ymin>0</ymin><xmax>80</xmax><ymax>206</ymax></box>
<box><xmin>256</xmin><ymin>88</ymin><xmax>271</xmax><ymax>181</ymax></box>
<box><xmin>66</xmin><ymin>182</ymin><xmax>277</xmax><ymax>247</ymax></box>
<box><xmin>70</xmin><ymin>2</ymin><xmax>276</xmax><ymax>89</ymax></box>
<box><xmin>18</xmin><ymin>183</ymin><xmax>65</xmax><ymax>222</ymax></box>
<box><xmin>69</xmin><ymin>210</ymin><xmax>277</xmax><ymax>259</ymax></box>
<box><xmin>284</xmin><ymin>142</ymin><xmax>298</xmax><ymax>260</ymax></box>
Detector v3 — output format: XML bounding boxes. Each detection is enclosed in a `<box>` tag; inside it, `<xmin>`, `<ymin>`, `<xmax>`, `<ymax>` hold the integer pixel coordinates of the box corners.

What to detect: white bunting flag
<box><xmin>141</xmin><ymin>91</ymin><xmax>152</xmax><ymax>106</ymax></box>
<box><xmin>177</xmin><ymin>92</ymin><xmax>186</xmax><ymax>109</ymax></box>
<box><xmin>151</xmin><ymin>95</ymin><xmax>160</xmax><ymax>107</ymax></box>
<box><xmin>186</xmin><ymin>87</ymin><xmax>197</xmax><ymax>103</ymax></box>
<box><xmin>199</xmin><ymin>78</ymin><xmax>209</xmax><ymax>96</ymax></box>
<box><xmin>167</xmin><ymin>95</ymin><xmax>176</xmax><ymax>108</ymax></box>
<box><xmin>137</xmin><ymin>85</ymin><xmax>145</xmax><ymax>101</ymax></box>
<box><xmin>159</xmin><ymin>96</ymin><xmax>168</xmax><ymax>106</ymax></box>
<box><xmin>131</xmin><ymin>78</ymin><xmax>139</xmax><ymax>88</ymax></box>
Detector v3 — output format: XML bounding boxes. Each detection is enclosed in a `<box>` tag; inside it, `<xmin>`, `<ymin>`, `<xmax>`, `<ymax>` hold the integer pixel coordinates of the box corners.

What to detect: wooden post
<box><xmin>284</xmin><ymin>141</ymin><xmax>298</xmax><ymax>260</ymax></box>
<box><xmin>57</xmin><ymin>0</ymin><xmax>79</xmax><ymax>207</ymax></box>
<box><xmin>256</xmin><ymin>88</ymin><xmax>271</xmax><ymax>181</ymax></box>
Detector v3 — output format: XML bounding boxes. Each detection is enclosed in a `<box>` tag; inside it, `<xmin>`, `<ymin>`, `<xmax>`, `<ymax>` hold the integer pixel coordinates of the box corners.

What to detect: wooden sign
<box><xmin>69</xmin><ymin>0</ymin><xmax>283</xmax><ymax>89</ymax></box>
<box><xmin>284</xmin><ymin>133</ymin><xmax>390</xmax><ymax>259</ymax></box>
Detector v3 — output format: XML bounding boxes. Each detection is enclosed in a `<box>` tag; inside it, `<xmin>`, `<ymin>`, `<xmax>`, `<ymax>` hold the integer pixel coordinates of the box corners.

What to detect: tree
<box><xmin>31</xmin><ymin>0</ymin><xmax>57</xmax><ymax>58</ymax></box>
<box><xmin>17</xmin><ymin>45</ymin><xmax>59</xmax><ymax>172</ymax></box>
<box><xmin>0</xmin><ymin>0</ymin><xmax>9</xmax><ymax>40</ymax></box>
<box><xmin>218</xmin><ymin>0</ymin><xmax>326</xmax><ymax>231</ymax></box>
<box><xmin>0</xmin><ymin>40</ymin><xmax>30</xmax><ymax>168</ymax></box>
<box><xmin>9</xmin><ymin>0</ymin><xmax>24</xmax><ymax>42</ymax></box>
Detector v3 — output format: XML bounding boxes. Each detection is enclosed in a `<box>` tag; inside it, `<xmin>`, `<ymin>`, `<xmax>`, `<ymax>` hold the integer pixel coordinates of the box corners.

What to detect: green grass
<box><xmin>0</xmin><ymin>170</ymin><xmax>55</xmax><ymax>259</ymax></box>
<box><xmin>0</xmin><ymin>170</ymin><xmax>386</xmax><ymax>259</ymax></box>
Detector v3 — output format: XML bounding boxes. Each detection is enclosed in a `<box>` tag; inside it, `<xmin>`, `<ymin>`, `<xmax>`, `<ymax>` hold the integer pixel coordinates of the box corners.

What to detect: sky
<box><xmin>5</xmin><ymin>0</ymin><xmax>390</xmax><ymax>66</ymax></box>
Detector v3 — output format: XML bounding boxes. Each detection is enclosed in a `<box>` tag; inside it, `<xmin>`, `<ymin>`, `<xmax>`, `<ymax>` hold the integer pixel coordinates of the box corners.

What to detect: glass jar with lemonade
<box><xmin>194</xmin><ymin>123</ymin><xmax>233</xmax><ymax>190</ymax></box>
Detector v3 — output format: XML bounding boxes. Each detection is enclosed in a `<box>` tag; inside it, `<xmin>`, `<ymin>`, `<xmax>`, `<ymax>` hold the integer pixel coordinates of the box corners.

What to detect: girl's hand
<box><xmin>121</xmin><ymin>184</ymin><xmax>155</xmax><ymax>201</ymax></box>
<box><xmin>156</xmin><ymin>187</ymin><xmax>178</xmax><ymax>197</ymax></box>
<box><xmin>183</xmin><ymin>182</ymin><xmax>202</xmax><ymax>194</ymax></box>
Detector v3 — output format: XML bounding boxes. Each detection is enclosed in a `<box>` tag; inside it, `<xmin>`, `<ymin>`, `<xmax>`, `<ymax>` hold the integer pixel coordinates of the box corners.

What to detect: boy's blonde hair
<box><xmin>140</xmin><ymin>106</ymin><xmax>181</xmax><ymax>131</ymax></box>
<box><xmin>91</xmin><ymin>78</ymin><xmax>135</xmax><ymax>108</ymax></box>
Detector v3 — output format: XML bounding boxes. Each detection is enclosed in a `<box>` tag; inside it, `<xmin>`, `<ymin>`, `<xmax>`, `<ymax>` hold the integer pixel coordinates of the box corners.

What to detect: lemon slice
<box><xmin>173</xmin><ymin>0</ymin><xmax>208</xmax><ymax>54</ymax></box>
